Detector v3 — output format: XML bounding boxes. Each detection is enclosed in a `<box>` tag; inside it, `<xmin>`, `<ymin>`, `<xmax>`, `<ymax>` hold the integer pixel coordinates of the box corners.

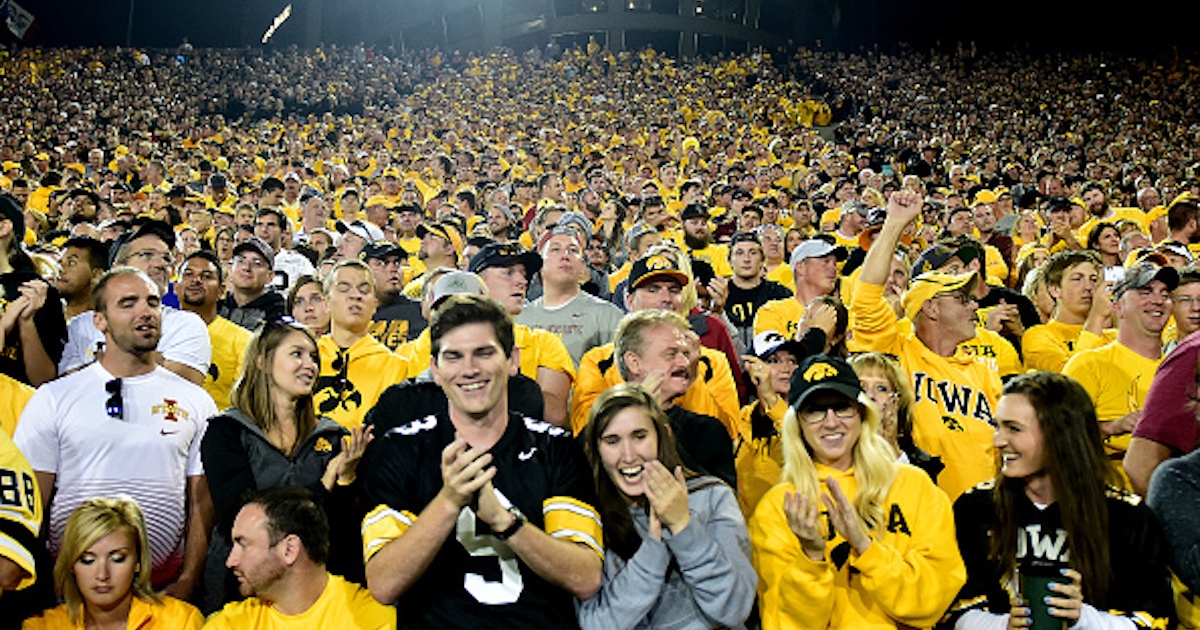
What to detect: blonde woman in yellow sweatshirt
<box><xmin>749</xmin><ymin>354</ymin><xmax>965</xmax><ymax>629</ymax></box>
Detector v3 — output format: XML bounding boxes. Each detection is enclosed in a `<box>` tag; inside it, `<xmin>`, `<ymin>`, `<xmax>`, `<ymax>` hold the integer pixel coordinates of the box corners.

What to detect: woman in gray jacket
<box><xmin>199</xmin><ymin>318</ymin><xmax>370</xmax><ymax>612</ymax></box>
<box><xmin>578</xmin><ymin>383</ymin><xmax>757</xmax><ymax>629</ymax></box>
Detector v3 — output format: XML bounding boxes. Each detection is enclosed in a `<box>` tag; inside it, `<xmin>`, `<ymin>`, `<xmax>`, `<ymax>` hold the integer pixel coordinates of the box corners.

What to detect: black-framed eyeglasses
<box><xmin>105</xmin><ymin>378</ymin><xmax>123</xmax><ymax>420</ymax></box>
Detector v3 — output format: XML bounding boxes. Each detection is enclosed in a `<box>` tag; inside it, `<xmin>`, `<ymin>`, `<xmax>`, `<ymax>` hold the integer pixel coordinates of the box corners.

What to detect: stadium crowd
<box><xmin>3</xmin><ymin>38</ymin><xmax>1200</xmax><ymax>628</ymax></box>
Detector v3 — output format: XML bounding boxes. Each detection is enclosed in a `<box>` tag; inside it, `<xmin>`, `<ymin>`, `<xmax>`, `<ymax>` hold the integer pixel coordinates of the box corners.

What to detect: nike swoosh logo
<box><xmin>518</xmin><ymin>447</ymin><xmax>537</xmax><ymax>461</ymax></box>
<box><xmin>161</xmin><ymin>429</ymin><xmax>178</xmax><ymax>436</ymax></box>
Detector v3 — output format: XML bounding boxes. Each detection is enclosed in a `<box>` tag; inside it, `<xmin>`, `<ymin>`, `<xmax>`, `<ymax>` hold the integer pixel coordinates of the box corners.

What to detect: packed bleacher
<box><xmin>4</xmin><ymin>40</ymin><xmax>1200</xmax><ymax>628</ymax></box>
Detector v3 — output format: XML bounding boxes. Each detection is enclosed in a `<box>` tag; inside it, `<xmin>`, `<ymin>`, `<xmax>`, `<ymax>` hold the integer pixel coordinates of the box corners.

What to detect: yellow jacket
<box><xmin>22</xmin><ymin>596</ymin><xmax>203</xmax><ymax>629</ymax></box>
<box><xmin>750</xmin><ymin>465</ymin><xmax>965</xmax><ymax>629</ymax></box>
<box><xmin>571</xmin><ymin>343</ymin><xmax>740</xmax><ymax>439</ymax></box>
<box><xmin>735</xmin><ymin>397</ymin><xmax>787</xmax><ymax>517</ymax></box>
<box><xmin>1022</xmin><ymin>320</ymin><xmax>1117</xmax><ymax>373</ymax></box>
<box><xmin>314</xmin><ymin>334</ymin><xmax>409</xmax><ymax>429</ymax></box>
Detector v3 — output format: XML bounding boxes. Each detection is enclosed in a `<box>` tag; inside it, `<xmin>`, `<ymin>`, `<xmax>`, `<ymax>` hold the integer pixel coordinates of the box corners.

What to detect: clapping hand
<box><xmin>643</xmin><ymin>461</ymin><xmax>689</xmax><ymax>540</ymax></box>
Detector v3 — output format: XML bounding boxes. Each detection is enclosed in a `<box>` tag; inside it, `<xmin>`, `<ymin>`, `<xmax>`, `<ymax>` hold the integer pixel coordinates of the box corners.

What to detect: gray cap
<box><xmin>429</xmin><ymin>270</ymin><xmax>488</xmax><ymax>307</ymax></box>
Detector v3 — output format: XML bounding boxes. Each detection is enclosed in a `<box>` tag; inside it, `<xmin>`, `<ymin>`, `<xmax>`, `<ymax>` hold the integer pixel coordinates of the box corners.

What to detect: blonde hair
<box><xmin>779</xmin><ymin>395</ymin><xmax>898</xmax><ymax>533</ymax></box>
<box><xmin>55</xmin><ymin>497</ymin><xmax>159</xmax><ymax>624</ymax></box>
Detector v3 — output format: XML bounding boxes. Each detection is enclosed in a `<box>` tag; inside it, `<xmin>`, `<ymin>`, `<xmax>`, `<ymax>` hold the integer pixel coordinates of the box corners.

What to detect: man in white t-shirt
<box><xmin>57</xmin><ymin>223</ymin><xmax>211</xmax><ymax>384</ymax></box>
<box><xmin>15</xmin><ymin>267</ymin><xmax>217</xmax><ymax>601</ymax></box>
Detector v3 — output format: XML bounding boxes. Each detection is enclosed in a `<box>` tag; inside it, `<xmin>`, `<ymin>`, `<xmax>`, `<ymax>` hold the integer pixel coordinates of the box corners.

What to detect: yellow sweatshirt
<box><xmin>849</xmin><ymin>281</ymin><xmax>1002</xmax><ymax>501</ymax></box>
<box><xmin>750</xmin><ymin>464</ymin><xmax>965</xmax><ymax>629</ymax></box>
<box><xmin>315</xmin><ymin>334</ymin><xmax>409</xmax><ymax>428</ymax></box>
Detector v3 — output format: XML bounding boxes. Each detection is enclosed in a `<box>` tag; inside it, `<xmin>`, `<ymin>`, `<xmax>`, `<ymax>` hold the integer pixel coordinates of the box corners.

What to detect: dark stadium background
<box><xmin>5</xmin><ymin>0</ymin><xmax>1191</xmax><ymax>54</ymax></box>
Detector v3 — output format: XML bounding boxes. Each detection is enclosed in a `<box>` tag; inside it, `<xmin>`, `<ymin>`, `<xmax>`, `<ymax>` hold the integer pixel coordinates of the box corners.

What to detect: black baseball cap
<box><xmin>628</xmin><ymin>253</ymin><xmax>690</xmax><ymax>290</ymax></box>
<box><xmin>468</xmin><ymin>241</ymin><xmax>542</xmax><ymax>279</ymax></box>
<box><xmin>360</xmin><ymin>240</ymin><xmax>405</xmax><ymax>262</ymax></box>
<box><xmin>788</xmin><ymin>354</ymin><xmax>864</xmax><ymax>411</ymax></box>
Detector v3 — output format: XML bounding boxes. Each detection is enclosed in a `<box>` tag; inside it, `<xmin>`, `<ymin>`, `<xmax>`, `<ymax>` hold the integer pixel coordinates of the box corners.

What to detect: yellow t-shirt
<box><xmin>203</xmin><ymin>316</ymin><xmax>252</xmax><ymax>411</ymax></box>
<box><xmin>765</xmin><ymin>263</ymin><xmax>795</xmax><ymax>293</ymax></box>
<box><xmin>0</xmin><ymin>374</ymin><xmax>34</xmax><ymax>437</ymax></box>
<box><xmin>398</xmin><ymin>324</ymin><xmax>576</xmax><ymax>382</ymax></box>
<box><xmin>203</xmin><ymin>574</ymin><xmax>395</xmax><ymax>629</ymax></box>
<box><xmin>314</xmin><ymin>334</ymin><xmax>409</xmax><ymax>429</ymax></box>
<box><xmin>1023</xmin><ymin>320</ymin><xmax>1117</xmax><ymax>373</ymax></box>
<box><xmin>687</xmin><ymin>243</ymin><xmax>734</xmax><ymax>277</ymax></box>
<box><xmin>753</xmin><ymin>298</ymin><xmax>805</xmax><ymax>340</ymax></box>
<box><xmin>1062</xmin><ymin>341</ymin><xmax>1161</xmax><ymax>455</ymax></box>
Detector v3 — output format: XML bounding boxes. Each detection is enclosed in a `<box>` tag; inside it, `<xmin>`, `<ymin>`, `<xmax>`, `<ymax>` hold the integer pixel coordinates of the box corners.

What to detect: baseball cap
<box><xmin>788</xmin><ymin>354</ymin><xmax>865</xmax><ymax>411</ymax></box>
<box><xmin>337</xmin><ymin>219</ymin><xmax>386</xmax><ymax>243</ymax></box>
<box><xmin>1157</xmin><ymin>241</ymin><xmax>1194</xmax><ymax>264</ymax></box>
<box><xmin>901</xmin><ymin>271</ymin><xmax>979</xmax><ymax>321</ymax></box>
<box><xmin>208</xmin><ymin>173</ymin><xmax>228</xmax><ymax>189</ymax></box>
<box><xmin>469</xmin><ymin>241</ymin><xmax>543</xmax><ymax>279</ymax></box>
<box><xmin>428</xmin><ymin>270</ymin><xmax>488</xmax><ymax>308</ymax></box>
<box><xmin>972</xmin><ymin>190</ymin><xmax>998</xmax><ymax>206</ymax></box>
<box><xmin>751</xmin><ymin>330</ymin><xmax>803</xmax><ymax>361</ymax></box>
<box><xmin>790</xmin><ymin>239</ymin><xmax>848</xmax><ymax>267</ymax></box>
<box><xmin>628</xmin><ymin>253</ymin><xmax>690</xmax><ymax>290</ymax></box>
<box><xmin>624</xmin><ymin>222</ymin><xmax>659</xmax><ymax>250</ymax></box>
<box><xmin>1113</xmin><ymin>262</ymin><xmax>1179</xmax><ymax>300</ymax></box>
<box><xmin>840</xmin><ymin>200</ymin><xmax>869</xmax><ymax>218</ymax></box>
<box><xmin>680</xmin><ymin>204</ymin><xmax>708</xmax><ymax>221</ymax></box>
<box><xmin>359</xmin><ymin>240</ymin><xmax>405</xmax><ymax>261</ymax></box>
<box><xmin>729</xmin><ymin>231</ymin><xmax>762</xmax><ymax>250</ymax></box>
<box><xmin>232</xmin><ymin>237</ymin><xmax>275</xmax><ymax>268</ymax></box>
<box><xmin>416</xmin><ymin>221</ymin><xmax>464</xmax><ymax>256</ymax></box>
<box><xmin>910</xmin><ymin>241</ymin><xmax>982</xmax><ymax>277</ymax></box>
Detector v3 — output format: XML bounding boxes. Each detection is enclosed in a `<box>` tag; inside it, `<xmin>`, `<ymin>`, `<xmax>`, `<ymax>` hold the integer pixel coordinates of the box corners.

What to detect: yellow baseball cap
<box><xmin>902</xmin><ymin>271</ymin><xmax>979</xmax><ymax>321</ymax></box>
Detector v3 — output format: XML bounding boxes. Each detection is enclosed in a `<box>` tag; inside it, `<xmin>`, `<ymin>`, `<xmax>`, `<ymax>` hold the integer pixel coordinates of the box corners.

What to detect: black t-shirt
<box><xmin>371</xmin><ymin>296</ymin><xmax>428</xmax><ymax>352</ymax></box>
<box><xmin>1</xmin><ymin>270</ymin><xmax>67</xmax><ymax>385</ymax></box>
<box><xmin>359</xmin><ymin>410</ymin><xmax>600</xmax><ymax>629</ymax></box>
<box><xmin>946</xmin><ymin>481</ymin><xmax>1175</xmax><ymax>627</ymax></box>
<box><xmin>216</xmin><ymin>290</ymin><xmax>286</xmax><ymax>331</ymax></box>
<box><xmin>665</xmin><ymin>405</ymin><xmax>737</xmax><ymax>488</ymax></box>
<box><xmin>725</xmin><ymin>279</ymin><xmax>793</xmax><ymax>330</ymax></box>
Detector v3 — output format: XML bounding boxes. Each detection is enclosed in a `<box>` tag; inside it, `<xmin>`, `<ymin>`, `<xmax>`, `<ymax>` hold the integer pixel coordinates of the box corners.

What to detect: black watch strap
<box><xmin>495</xmin><ymin>508</ymin><xmax>526</xmax><ymax>540</ymax></box>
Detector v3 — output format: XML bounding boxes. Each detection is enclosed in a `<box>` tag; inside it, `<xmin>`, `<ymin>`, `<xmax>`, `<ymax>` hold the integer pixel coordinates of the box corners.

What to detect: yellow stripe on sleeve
<box><xmin>542</xmin><ymin>496</ymin><xmax>603</xmax><ymax>559</ymax></box>
<box><xmin>361</xmin><ymin>504</ymin><xmax>417</xmax><ymax>562</ymax></box>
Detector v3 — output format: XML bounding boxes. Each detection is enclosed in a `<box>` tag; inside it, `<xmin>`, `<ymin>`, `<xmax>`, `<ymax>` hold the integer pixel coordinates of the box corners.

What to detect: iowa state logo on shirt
<box><xmin>151</xmin><ymin>399</ymin><xmax>189</xmax><ymax>422</ymax></box>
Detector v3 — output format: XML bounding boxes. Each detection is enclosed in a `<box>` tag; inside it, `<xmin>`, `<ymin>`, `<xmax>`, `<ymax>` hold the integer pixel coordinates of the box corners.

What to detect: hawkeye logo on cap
<box><xmin>645</xmin><ymin>255</ymin><xmax>674</xmax><ymax>270</ymax></box>
<box><xmin>763</xmin><ymin>332</ymin><xmax>785</xmax><ymax>344</ymax></box>
<box><xmin>803</xmin><ymin>362</ymin><xmax>839</xmax><ymax>382</ymax></box>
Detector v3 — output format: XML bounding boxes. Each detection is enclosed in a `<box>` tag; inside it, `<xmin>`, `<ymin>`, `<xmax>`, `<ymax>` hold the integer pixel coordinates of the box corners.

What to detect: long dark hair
<box><xmin>230</xmin><ymin>320</ymin><xmax>319</xmax><ymax>453</ymax></box>
<box><xmin>990</xmin><ymin>372</ymin><xmax>1122</xmax><ymax>604</ymax></box>
<box><xmin>581</xmin><ymin>383</ymin><xmax>695</xmax><ymax>560</ymax></box>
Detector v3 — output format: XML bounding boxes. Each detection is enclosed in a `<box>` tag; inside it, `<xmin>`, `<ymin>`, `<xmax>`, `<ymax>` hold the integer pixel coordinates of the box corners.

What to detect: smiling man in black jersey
<box><xmin>359</xmin><ymin>294</ymin><xmax>602</xmax><ymax>629</ymax></box>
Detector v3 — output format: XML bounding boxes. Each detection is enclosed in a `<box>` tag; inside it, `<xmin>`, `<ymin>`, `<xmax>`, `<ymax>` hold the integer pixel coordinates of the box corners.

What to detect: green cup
<box><xmin>1019</xmin><ymin>572</ymin><xmax>1068</xmax><ymax>630</ymax></box>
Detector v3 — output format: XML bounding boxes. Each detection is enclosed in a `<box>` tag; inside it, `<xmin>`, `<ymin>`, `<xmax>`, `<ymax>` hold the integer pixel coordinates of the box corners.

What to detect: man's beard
<box><xmin>683</xmin><ymin>233</ymin><xmax>710</xmax><ymax>250</ymax></box>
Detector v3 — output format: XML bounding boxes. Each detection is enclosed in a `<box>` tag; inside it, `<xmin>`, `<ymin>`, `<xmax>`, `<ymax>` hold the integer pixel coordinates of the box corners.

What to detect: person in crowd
<box><xmin>1063</xmin><ymin>260</ymin><xmax>1176</xmax><ymax>458</ymax></box>
<box><xmin>944</xmin><ymin>372</ymin><xmax>1175</xmax><ymax>629</ymax></box>
<box><xmin>358</xmin><ymin>294</ymin><xmax>602</xmax><ymax>628</ymax></box>
<box><xmin>848</xmin><ymin>352</ymin><xmax>944</xmax><ymax>482</ymax></box>
<box><xmin>286</xmin><ymin>274</ymin><xmax>330</xmax><ymax>336</ymax></box>
<box><xmin>725</xmin><ymin>231</ymin><xmax>793</xmax><ymax>351</ymax></box>
<box><xmin>518</xmin><ymin>222</ymin><xmax>625</xmax><ymax>367</ymax></box>
<box><xmin>576</xmin><ymin>383</ymin><xmax>756</xmax><ymax>629</ymax></box>
<box><xmin>363</xmin><ymin>240</ymin><xmax>427</xmax><ymax>352</ymax></box>
<box><xmin>754</xmin><ymin>238</ymin><xmax>845</xmax><ymax>340</ymax></box>
<box><xmin>218</xmin><ymin>237</ymin><xmax>287</xmax><ymax>331</ymax></box>
<box><xmin>253</xmin><ymin>208</ymin><xmax>314</xmax><ymax>292</ymax></box>
<box><xmin>611</xmin><ymin>309</ymin><xmax>736</xmax><ymax>487</ymax></box>
<box><xmin>16</xmin><ymin>267</ymin><xmax>217</xmax><ymax>600</ymax></box>
<box><xmin>21</xmin><ymin>497</ymin><xmax>204</xmax><ymax>629</ymax></box>
<box><xmin>750</xmin><ymin>354</ymin><xmax>965</xmax><ymax>629</ymax></box>
<box><xmin>199</xmin><ymin>318</ymin><xmax>370</xmax><ymax>610</ymax></box>
<box><xmin>1022</xmin><ymin>250</ymin><xmax>1113</xmax><ymax>372</ymax></box>
<box><xmin>54</xmin><ymin>236</ymin><xmax>110</xmax><ymax>321</ymax></box>
<box><xmin>0</xmin><ymin>428</ymin><xmax>53</xmax><ymax>628</ymax></box>
<box><xmin>204</xmin><ymin>487</ymin><xmax>395</xmax><ymax>629</ymax></box>
<box><xmin>851</xmin><ymin>188</ymin><xmax>1002</xmax><ymax>500</ymax></box>
<box><xmin>1</xmin><ymin>194</ymin><xmax>66</xmax><ymax>386</ymax></box>
<box><xmin>175</xmin><ymin>250</ymin><xmax>250</xmax><ymax>411</ymax></box>
<box><xmin>1086</xmin><ymin>222</ymin><xmax>1125</xmax><ymax>285</ymax></box>
<box><xmin>311</xmin><ymin>260</ymin><xmax>409</xmax><ymax>428</ymax></box>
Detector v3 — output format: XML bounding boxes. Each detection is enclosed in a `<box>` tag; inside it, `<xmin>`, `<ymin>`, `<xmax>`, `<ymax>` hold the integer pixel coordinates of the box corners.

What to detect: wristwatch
<box><xmin>495</xmin><ymin>505</ymin><xmax>526</xmax><ymax>540</ymax></box>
